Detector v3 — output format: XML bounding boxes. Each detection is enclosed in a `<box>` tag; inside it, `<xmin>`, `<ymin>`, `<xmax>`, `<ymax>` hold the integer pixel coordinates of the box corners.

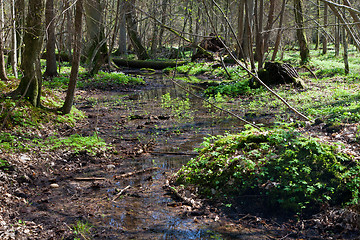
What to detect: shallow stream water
<box><xmin>77</xmin><ymin>73</ymin><xmax>256</xmax><ymax>239</ymax></box>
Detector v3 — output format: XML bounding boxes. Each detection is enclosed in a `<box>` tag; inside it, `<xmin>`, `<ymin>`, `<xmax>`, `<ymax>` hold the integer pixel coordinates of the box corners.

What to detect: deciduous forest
<box><xmin>1</xmin><ymin>0</ymin><xmax>360</xmax><ymax>239</ymax></box>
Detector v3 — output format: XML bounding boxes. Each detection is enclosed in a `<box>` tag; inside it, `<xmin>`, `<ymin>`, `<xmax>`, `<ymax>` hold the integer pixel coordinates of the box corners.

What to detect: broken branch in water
<box><xmin>113</xmin><ymin>167</ymin><xmax>159</xmax><ymax>180</ymax></box>
<box><xmin>112</xmin><ymin>185</ymin><xmax>131</xmax><ymax>201</ymax></box>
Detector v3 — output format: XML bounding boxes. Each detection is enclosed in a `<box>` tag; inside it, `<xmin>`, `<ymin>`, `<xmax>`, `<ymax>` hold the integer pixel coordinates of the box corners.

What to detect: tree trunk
<box><xmin>124</xmin><ymin>0</ymin><xmax>149</xmax><ymax>60</ymax></box>
<box><xmin>84</xmin><ymin>0</ymin><xmax>108</xmax><ymax>75</ymax></box>
<box><xmin>12</xmin><ymin>0</ymin><xmax>44</xmax><ymax>107</ymax></box>
<box><xmin>11</xmin><ymin>0</ymin><xmax>18</xmax><ymax>78</ymax></box>
<box><xmin>0</xmin><ymin>1</ymin><xmax>8</xmax><ymax>81</ymax></box>
<box><xmin>334</xmin><ymin>14</ymin><xmax>340</xmax><ymax>57</ymax></box>
<box><xmin>44</xmin><ymin>0</ymin><xmax>58</xmax><ymax>78</ymax></box>
<box><xmin>314</xmin><ymin>0</ymin><xmax>320</xmax><ymax>50</ymax></box>
<box><xmin>294</xmin><ymin>0</ymin><xmax>310</xmax><ymax>64</ymax></box>
<box><xmin>158</xmin><ymin>0</ymin><xmax>169</xmax><ymax>48</ymax></box>
<box><xmin>62</xmin><ymin>0</ymin><xmax>83</xmax><ymax>114</ymax></box>
<box><xmin>65</xmin><ymin>0</ymin><xmax>73</xmax><ymax>58</ymax></box>
<box><xmin>343</xmin><ymin>27</ymin><xmax>349</xmax><ymax>74</ymax></box>
<box><xmin>271</xmin><ymin>0</ymin><xmax>286</xmax><ymax>61</ymax></box>
<box><xmin>150</xmin><ymin>0</ymin><xmax>159</xmax><ymax>56</ymax></box>
<box><xmin>236</xmin><ymin>0</ymin><xmax>245</xmax><ymax>58</ymax></box>
<box><xmin>15</xmin><ymin>0</ymin><xmax>25</xmax><ymax>64</ymax></box>
<box><xmin>322</xmin><ymin>2</ymin><xmax>328</xmax><ymax>54</ymax></box>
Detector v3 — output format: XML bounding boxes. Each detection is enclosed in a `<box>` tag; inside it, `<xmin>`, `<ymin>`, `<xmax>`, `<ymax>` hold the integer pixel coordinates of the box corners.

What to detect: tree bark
<box><xmin>236</xmin><ymin>0</ymin><xmax>245</xmax><ymax>58</ymax></box>
<box><xmin>0</xmin><ymin>1</ymin><xmax>8</xmax><ymax>81</ymax></box>
<box><xmin>12</xmin><ymin>0</ymin><xmax>44</xmax><ymax>107</ymax></box>
<box><xmin>15</xmin><ymin>0</ymin><xmax>25</xmax><ymax>64</ymax></box>
<box><xmin>343</xmin><ymin>27</ymin><xmax>349</xmax><ymax>74</ymax></box>
<box><xmin>294</xmin><ymin>0</ymin><xmax>310</xmax><ymax>64</ymax></box>
<box><xmin>84</xmin><ymin>0</ymin><xmax>108</xmax><ymax>75</ymax></box>
<box><xmin>62</xmin><ymin>0</ymin><xmax>83</xmax><ymax>114</ymax></box>
<box><xmin>44</xmin><ymin>0</ymin><xmax>58</xmax><ymax>78</ymax></box>
<box><xmin>322</xmin><ymin>2</ymin><xmax>328</xmax><ymax>54</ymax></box>
<box><xmin>158</xmin><ymin>0</ymin><xmax>169</xmax><ymax>48</ymax></box>
<box><xmin>124</xmin><ymin>0</ymin><xmax>149</xmax><ymax>60</ymax></box>
<box><xmin>11</xmin><ymin>0</ymin><xmax>18</xmax><ymax>78</ymax></box>
<box><xmin>65</xmin><ymin>0</ymin><xmax>73</xmax><ymax>58</ymax></box>
<box><xmin>271</xmin><ymin>0</ymin><xmax>286</xmax><ymax>61</ymax></box>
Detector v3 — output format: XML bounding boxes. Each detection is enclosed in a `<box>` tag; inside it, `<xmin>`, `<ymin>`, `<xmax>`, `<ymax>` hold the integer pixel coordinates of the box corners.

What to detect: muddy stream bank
<box><xmin>20</xmin><ymin>73</ymin><xmax>272</xmax><ymax>239</ymax></box>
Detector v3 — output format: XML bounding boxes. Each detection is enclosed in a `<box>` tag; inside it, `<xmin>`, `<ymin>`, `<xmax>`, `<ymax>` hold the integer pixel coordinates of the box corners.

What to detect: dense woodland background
<box><xmin>0</xmin><ymin>0</ymin><xmax>360</xmax><ymax>111</ymax></box>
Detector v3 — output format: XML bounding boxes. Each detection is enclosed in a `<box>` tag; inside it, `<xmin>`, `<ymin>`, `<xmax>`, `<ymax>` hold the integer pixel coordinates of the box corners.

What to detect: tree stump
<box><xmin>253</xmin><ymin>62</ymin><xmax>305</xmax><ymax>88</ymax></box>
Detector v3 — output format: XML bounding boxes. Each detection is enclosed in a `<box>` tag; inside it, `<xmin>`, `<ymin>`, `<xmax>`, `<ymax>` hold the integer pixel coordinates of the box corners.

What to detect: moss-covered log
<box><xmin>113</xmin><ymin>58</ymin><xmax>188</xmax><ymax>69</ymax></box>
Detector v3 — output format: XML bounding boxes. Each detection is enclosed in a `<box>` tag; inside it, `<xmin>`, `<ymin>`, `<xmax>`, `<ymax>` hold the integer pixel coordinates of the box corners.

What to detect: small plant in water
<box><xmin>161</xmin><ymin>93</ymin><xmax>193</xmax><ymax>120</ymax></box>
<box><xmin>72</xmin><ymin>221</ymin><xmax>92</xmax><ymax>240</ymax></box>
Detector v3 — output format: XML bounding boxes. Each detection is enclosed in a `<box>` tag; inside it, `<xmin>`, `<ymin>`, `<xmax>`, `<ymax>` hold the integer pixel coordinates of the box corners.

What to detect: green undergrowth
<box><xmin>44</xmin><ymin>66</ymin><xmax>145</xmax><ymax>90</ymax></box>
<box><xmin>82</xmin><ymin>71</ymin><xmax>145</xmax><ymax>90</ymax></box>
<box><xmin>43</xmin><ymin>133</ymin><xmax>110</xmax><ymax>155</ymax></box>
<box><xmin>176</xmin><ymin>128</ymin><xmax>360</xmax><ymax>214</ymax></box>
<box><xmin>0</xmin><ymin>81</ymin><xmax>110</xmax><ymax>156</ymax></box>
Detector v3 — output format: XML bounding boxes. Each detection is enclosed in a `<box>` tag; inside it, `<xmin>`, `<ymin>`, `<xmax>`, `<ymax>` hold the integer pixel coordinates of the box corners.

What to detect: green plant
<box><xmin>176</xmin><ymin>129</ymin><xmax>359</xmax><ymax>214</ymax></box>
<box><xmin>72</xmin><ymin>221</ymin><xmax>92</xmax><ymax>240</ymax></box>
<box><xmin>43</xmin><ymin>133</ymin><xmax>110</xmax><ymax>155</ymax></box>
<box><xmin>161</xmin><ymin>93</ymin><xmax>193</xmax><ymax>120</ymax></box>
<box><xmin>83</xmin><ymin>71</ymin><xmax>145</xmax><ymax>90</ymax></box>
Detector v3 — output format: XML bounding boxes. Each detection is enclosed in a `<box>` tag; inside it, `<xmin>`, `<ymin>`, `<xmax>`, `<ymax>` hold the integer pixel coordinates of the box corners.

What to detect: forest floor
<box><xmin>1</xmin><ymin>64</ymin><xmax>360</xmax><ymax>239</ymax></box>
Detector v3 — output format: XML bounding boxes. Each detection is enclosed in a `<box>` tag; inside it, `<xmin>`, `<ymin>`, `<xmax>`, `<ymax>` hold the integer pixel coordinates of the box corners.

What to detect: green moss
<box><xmin>176</xmin><ymin>129</ymin><xmax>359</xmax><ymax>213</ymax></box>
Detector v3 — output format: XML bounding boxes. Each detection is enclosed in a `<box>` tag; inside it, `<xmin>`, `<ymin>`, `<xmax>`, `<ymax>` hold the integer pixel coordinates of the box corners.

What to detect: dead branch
<box><xmin>112</xmin><ymin>185</ymin><xmax>131</xmax><ymax>201</ymax></box>
<box><xmin>113</xmin><ymin>167</ymin><xmax>159</xmax><ymax>180</ymax></box>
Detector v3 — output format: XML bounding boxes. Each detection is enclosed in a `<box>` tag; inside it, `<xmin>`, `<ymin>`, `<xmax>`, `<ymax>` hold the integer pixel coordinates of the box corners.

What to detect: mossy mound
<box><xmin>176</xmin><ymin>129</ymin><xmax>360</xmax><ymax>214</ymax></box>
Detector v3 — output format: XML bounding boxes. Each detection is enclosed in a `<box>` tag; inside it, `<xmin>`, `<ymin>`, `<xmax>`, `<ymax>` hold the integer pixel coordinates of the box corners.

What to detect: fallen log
<box><xmin>113</xmin><ymin>167</ymin><xmax>159</xmax><ymax>180</ymax></box>
<box><xmin>112</xmin><ymin>58</ymin><xmax>188</xmax><ymax>70</ymax></box>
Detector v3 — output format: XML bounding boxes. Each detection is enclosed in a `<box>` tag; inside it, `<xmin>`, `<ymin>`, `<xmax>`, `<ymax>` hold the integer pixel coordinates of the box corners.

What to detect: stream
<box><xmin>73</xmin><ymin>73</ymin><xmax>264</xmax><ymax>239</ymax></box>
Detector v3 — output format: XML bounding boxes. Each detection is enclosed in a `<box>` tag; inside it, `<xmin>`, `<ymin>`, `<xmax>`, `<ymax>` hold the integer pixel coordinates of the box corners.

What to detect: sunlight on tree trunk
<box><xmin>0</xmin><ymin>1</ymin><xmax>8</xmax><ymax>81</ymax></box>
<box><xmin>62</xmin><ymin>0</ymin><xmax>83</xmax><ymax>115</ymax></box>
<box><xmin>44</xmin><ymin>0</ymin><xmax>58</xmax><ymax>78</ymax></box>
<box><xmin>294</xmin><ymin>0</ymin><xmax>310</xmax><ymax>64</ymax></box>
<box><xmin>11</xmin><ymin>0</ymin><xmax>44</xmax><ymax>106</ymax></box>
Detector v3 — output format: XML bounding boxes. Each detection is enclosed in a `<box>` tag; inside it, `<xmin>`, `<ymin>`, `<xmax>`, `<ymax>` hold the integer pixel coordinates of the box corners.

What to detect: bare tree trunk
<box><xmin>11</xmin><ymin>0</ymin><xmax>18</xmax><ymax>78</ymax></box>
<box><xmin>15</xmin><ymin>0</ymin><xmax>25</xmax><ymax>64</ymax></box>
<box><xmin>12</xmin><ymin>0</ymin><xmax>44</xmax><ymax>107</ymax></box>
<box><xmin>44</xmin><ymin>0</ymin><xmax>58</xmax><ymax>78</ymax></box>
<box><xmin>150</xmin><ymin>0</ymin><xmax>159</xmax><ymax>56</ymax></box>
<box><xmin>124</xmin><ymin>0</ymin><xmax>149</xmax><ymax>60</ymax></box>
<box><xmin>62</xmin><ymin>0</ymin><xmax>83</xmax><ymax>114</ymax></box>
<box><xmin>65</xmin><ymin>0</ymin><xmax>73</xmax><ymax>58</ymax></box>
<box><xmin>271</xmin><ymin>0</ymin><xmax>286</xmax><ymax>61</ymax></box>
<box><xmin>0</xmin><ymin>1</ymin><xmax>8</xmax><ymax>81</ymax></box>
<box><xmin>243</xmin><ymin>0</ymin><xmax>255</xmax><ymax>68</ymax></box>
<box><xmin>236</xmin><ymin>0</ymin><xmax>245</xmax><ymax>58</ymax></box>
<box><xmin>322</xmin><ymin>2</ymin><xmax>328</xmax><ymax>54</ymax></box>
<box><xmin>335</xmin><ymin>13</ymin><xmax>340</xmax><ymax>57</ymax></box>
<box><xmin>294</xmin><ymin>0</ymin><xmax>310</xmax><ymax>64</ymax></box>
<box><xmin>315</xmin><ymin>0</ymin><xmax>320</xmax><ymax>50</ymax></box>
<box><xmin>158</xmin><ymin>0</ymin><xmax>169</xmax><ymax>48</ymax></box>
<box><xmin>84</xmin><ymin>0</ymin><xmax>108</xmax><ymax>75</ymax></box>
<box><xmin>343</xmin><ymin>28</ymin><xmax>349</xmax><ymax>74</ymax></box>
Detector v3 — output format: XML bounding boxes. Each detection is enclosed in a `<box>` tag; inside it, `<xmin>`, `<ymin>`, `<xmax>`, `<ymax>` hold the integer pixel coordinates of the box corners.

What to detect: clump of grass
<box><xmin>44</xmin><ymin>133</ymin><xmax>110</xmax><ymax>156</ymax></box>
<box><xmin>83</xmin><ymin>71</ymin><xmax>145</xmax><ymax>90</ymax></box>
<box><xmin>176</xmin><ymin>128</ymin><xmax>360</xmax><ymax>214</ymax></box>
<box><xmin>164</xmin><ymin>62</ymin><xmax>212</xmax><ymax>75</ymax></box>
<box><xmin>205</xmin><ymin>79</ymin><xmax>254</xmax><ymax>97</ymax></box>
